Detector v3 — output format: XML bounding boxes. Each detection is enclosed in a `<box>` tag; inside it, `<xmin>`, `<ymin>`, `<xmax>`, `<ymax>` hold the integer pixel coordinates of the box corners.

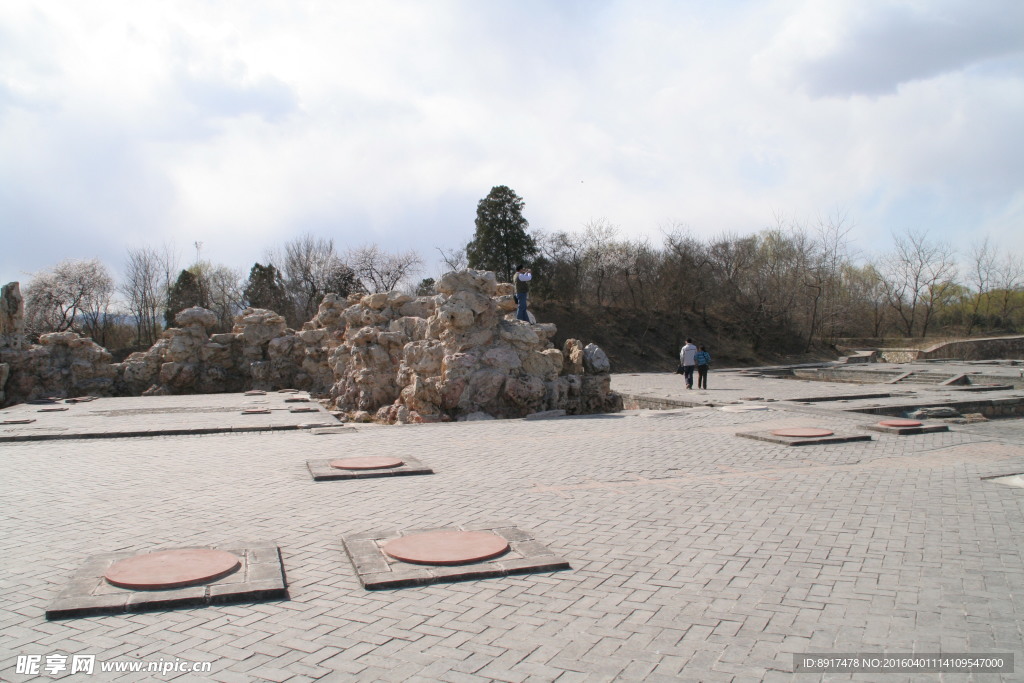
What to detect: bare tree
<box><xmin>436</xmin><ymin>246</ymin><xmax>467</xmax><ymax>273</ymax></box>
<box><xmin>661</xmin><ymin>226</ymin><xmax>713</xmax><ymax>323</ymax></box>
<box><xmin>580</xmin><ymin>219</ymin><xmax>619</xmax><ymax>306</ymax></box>
<box><xmin>269</xmin><ymin>234</ymin><xmax>362</xmax><ymax>325</ymax></box>
<box><xmin>24</xmin><ymin>259</ymin><xmax>114</xmax><ymax>341</ymax></box>
<box><xmin>993</xmin><ymin>251</ymin><xmax>1024</xmax><ymax>328</ymax></box>
<box><xmin>199</xmin><ymin>263</ymin><xmax>246</xmax><ymax>332</ymax></box>
<box><xmin>880</xmin><ymin>228</ymin><xmax>958</xmax><ymax>337</ymax></box>
<box><xmin>120</xmin><ymin>245</ymin><xmax>178</xmax><ymax>346</ymax></box>
<box><xmin>809</xmin><ymin>211</ymin><xmax>855</xmax><ymax>344</ymax></box>
<box><xmin>965</xmin><ymin>236</ymin><xmax>998</xmax><ymax>334</ymax></box>
<box><xmin>346</xmin><ymin>244</ymin><xmax>423</xmax><ymax>293</ymax></box>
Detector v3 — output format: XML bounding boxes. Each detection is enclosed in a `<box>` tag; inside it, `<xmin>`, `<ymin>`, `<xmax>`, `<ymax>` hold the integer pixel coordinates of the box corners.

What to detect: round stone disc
<box><xmin>382</xmin><ymin>531</ymin><xmax>509</xmax><ymax>566</ymax></box>
<box><xmin>330</xmin><ymin>456</ymin><xmax>404</xmax><ymax>470</ymax></box>
<box><xmin>771</xmin><ymin>427</ymin><xmax>834</xmax><ymax>438</ymax></box>
<box><xmin>104</xmin><ymin>549</ymin><xmax>241</xmax><ymax>590</ymax></box>
<box><xmin>879</xmin><ymin>419</ymin><xmax>922</xmax><ymax>427</ymax></box>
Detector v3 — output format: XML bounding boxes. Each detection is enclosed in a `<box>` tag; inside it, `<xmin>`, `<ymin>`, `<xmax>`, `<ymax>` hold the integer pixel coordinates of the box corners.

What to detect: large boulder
<box><xmin>328</xmin><ymin>270</ymin><xmax>621</xmax><ymax>422</ymax></box>
<box><xmin>0</xmin><ymin>282</ymin><xmax>25</xmax><ymax>348</ymax></box>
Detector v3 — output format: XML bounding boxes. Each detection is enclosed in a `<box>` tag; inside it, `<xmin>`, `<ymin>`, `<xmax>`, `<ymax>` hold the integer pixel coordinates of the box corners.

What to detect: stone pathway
<box><xmin>2</xmin><ymin>373</ymin><xmax>1023</xmax><ymax>681</ymax></box>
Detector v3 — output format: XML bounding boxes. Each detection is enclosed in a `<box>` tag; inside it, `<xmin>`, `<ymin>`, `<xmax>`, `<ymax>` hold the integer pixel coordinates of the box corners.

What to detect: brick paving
<box><xmin>0</xmin><ymin>393</ymin><xmax>337</xmax><ymax>442</ymax></box>
<box><xmin>2</xmin><ymin>372</ymin><xmax>1024</xmax><ymax>681</ymax></box>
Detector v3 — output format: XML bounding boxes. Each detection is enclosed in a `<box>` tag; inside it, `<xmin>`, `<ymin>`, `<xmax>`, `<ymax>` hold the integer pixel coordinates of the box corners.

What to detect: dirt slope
<box><xmin>532</xmin><ymin>301</ymin><xmax>837</xmax><ymax>373</ymax></box>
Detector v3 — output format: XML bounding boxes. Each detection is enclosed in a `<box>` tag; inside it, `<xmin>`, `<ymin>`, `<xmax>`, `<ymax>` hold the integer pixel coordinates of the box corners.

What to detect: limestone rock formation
<box><xmin>0</xmin><ymin>330</ymin><xmax>116</xmax><ymax>401</ymax></box>
<box><xmin>0</xmin><ymin>282</ymin><xmax>25</xmax><ymax>349</ymax></box>
<box><xmin>0</xmin><ymin>270</ymin><xmax>623</xmax><ymax>420</ymax></box>
<box><xmin>326</xmin><ymin>269</ymin><xmax>620</xmax><ymax>423</ymax></box>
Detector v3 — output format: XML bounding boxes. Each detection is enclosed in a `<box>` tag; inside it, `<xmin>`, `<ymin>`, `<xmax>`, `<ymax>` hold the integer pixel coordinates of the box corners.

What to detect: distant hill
<box><xmin>532</xmin><ymin>301</ymin><xmax>839</xmax><ymax>373</ymax></box>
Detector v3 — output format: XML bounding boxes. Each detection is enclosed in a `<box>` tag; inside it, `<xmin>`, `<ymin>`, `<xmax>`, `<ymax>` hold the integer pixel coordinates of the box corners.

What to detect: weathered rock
<box><xmin>583</xmin><ymin>343</ymin><xmax>611</xmax><ymax>374</ymax></box>
<box><xmin>0</xmin><ymin>329</ymin><xmax>115</xmax><ymax>403</ymax></box>
<box><xmin>563</xmin><ymin>339</ymin><xmax>585</xmax><ymax>375</ymax></box>
<box><xmin>0</xmin><ymin>271</ymin><xmax>621</xmax><ymax>419</ymax></box>
<box><xmin>906</xmin><ymin>406</ymin><xmax>961</xmax><ymax>419</ymax></box>
<box><xmin>0</xmin><ymin>282</ymin><xmax>25</xmax><ymax>348</ymax></box>
<box><xmin>0</xmin><ymin>362</ymin><xmax>9</xmax><ymax>403</ymax></box>
<box><xmin>175</xmin><ymin>306</ymin><xmax>218</xmax><ymax>329</ymax></box>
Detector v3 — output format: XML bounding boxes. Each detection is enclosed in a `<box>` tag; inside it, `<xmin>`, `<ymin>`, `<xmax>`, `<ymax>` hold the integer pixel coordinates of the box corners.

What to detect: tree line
<box><xmin>20</xmin><ymin>238</ymin><xmax>422</xmax><ymax>350</ymax></box>
<box><xmin>463</xmin><ymin>187</ymin><xmax>1024</xmax><ymax>352</ymax></box>
<box><xmin>14</xmin><ymin>185</ymin><xmax>1024</xmax><ymax>354</ymax></box>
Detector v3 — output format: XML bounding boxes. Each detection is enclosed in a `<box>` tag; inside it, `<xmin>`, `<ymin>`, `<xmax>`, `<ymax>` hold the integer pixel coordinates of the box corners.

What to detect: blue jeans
<box><xmin>683</xmin><ymin>364</ymin><xmax>694</xmax><ymax>387</ymax></box>
<box><xmin>516</xmin><ymin>292</ymin><xmax>529</xmax><ymax>321</ymax></box>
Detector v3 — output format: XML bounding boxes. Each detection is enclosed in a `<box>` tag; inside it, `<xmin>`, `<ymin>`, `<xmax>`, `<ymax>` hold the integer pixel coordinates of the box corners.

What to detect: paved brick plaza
<box><xmin>2</xmin><ymin>370</ymin><xmax>1023</xmax><ymax>681</ymax></box>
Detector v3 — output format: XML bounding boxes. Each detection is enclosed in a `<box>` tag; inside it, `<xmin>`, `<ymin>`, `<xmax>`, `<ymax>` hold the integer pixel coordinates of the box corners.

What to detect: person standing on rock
<box><xmin>679</xmin><ymin>338</ymin><xmax>697</xmax><ymax>389</ymax></box>
<box><xmin>695</xmin><ymin>345</ymin><xmax>711</xmax><ymax>390</ymax></box>
<box><xmin>514</xmin><ymin>264</ymin><xmax>532</xmax><ymax>322</ymax></box>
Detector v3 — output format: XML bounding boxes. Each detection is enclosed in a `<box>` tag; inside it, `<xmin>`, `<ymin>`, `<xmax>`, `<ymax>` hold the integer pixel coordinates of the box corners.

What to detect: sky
<box><xmin>1</xmin><ymin>0</ymin><xmax>1023</xmax><ymax>287</ymax></box>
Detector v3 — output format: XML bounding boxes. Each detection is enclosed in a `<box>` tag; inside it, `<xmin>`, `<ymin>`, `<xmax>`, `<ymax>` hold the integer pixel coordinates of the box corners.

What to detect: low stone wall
<box><xmin>840</xmin><ymin>336</ymin><xmax>1024</xmax><ymax>363</ymax></box>
<box><xmin>852</xmin><ymin>396</ymin><xmax>1024</xmax><ymax>419</ymax></box>
<box><xmin>918</xmin><ymin>336</ymin><xmax>1024</xmax><ymax>361</ymax></box>
<box><xmin>878</xmin><ymin>349</ymin><xmax>920</xmax><ymax>363</ymax></box>
<box><xmin>620</xmin><ymin>394</ymin><xmax>703</xmax><ymax>410</ymax></box>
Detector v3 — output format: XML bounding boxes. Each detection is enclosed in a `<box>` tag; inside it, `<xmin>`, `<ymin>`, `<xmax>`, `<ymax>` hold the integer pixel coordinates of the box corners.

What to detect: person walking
<box><xmin>679</xmin><ymin>338</ymin><xmax>697</xmax><ymax>389</ymax></box>
<box><xmin>695</xmin><ymin>345</ymin><xmax>711</xmax><ymax>390</ymax></box>
<box><xmin>514</xmin><ymin>264</ymin><xmax>532</xmax><ymax>322</ymax></box>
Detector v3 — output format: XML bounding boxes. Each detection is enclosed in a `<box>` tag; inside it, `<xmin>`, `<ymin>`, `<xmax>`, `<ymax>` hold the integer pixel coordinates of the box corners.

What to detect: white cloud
<box><xmin>755</xmin><ymin>0</ymin><xmax>1024</xmax><ymax>97</ymax></box>
<box><xmin>1</xmin><ymin>0</ymin><xmax>1022</xmax><ymax>284</ymax></box>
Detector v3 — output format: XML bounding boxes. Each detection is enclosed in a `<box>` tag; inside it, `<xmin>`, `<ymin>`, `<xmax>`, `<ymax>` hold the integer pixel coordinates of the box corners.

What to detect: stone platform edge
<box><xmin>46</xmin><ymin>544</ymin><xmax>288</xmax><ymax>620</ymax></box>
<box><xmin>342</xmin><ymin>523</ymin><xmax>570</xmax><ymax>590</ymax></box>
<box><xmin>0</xmin><ymin>423</ymin><xmax>336</xmax><ymax>443</ymax></box>
<box><xmin>736</xmin><ymin>430</ymin><xmax>873</xmax><ymax>446</ymax></box>
<box><xmin>307</xmin><ymin>456</ymin><xmax>433</xmax><ymax>480</ymax></box>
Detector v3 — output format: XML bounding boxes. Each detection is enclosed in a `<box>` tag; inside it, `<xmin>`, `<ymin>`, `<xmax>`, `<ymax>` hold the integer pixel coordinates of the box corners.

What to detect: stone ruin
<box><xmin>0</xmin><ymin>270</ymin><xmax>622</xmax><ymax>422</ymax></box>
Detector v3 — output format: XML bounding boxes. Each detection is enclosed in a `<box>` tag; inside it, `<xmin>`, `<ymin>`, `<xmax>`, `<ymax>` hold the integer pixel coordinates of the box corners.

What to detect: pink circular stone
<box><xmin>104</xmin><ymin>549</ymin><xmax>241</xmax><ymax>590</ymax></box>
<box><xmin>330</xmin><ymin>456</ymin><xmax>404</xmax><ymax>470</ymax></box>
<box><xmin>879</xmin><ymin>419</ymin><xmax>923</xmax><ymax>427</ymax></box>
<box><xmin>771</xmin><ymin>427</ymin><xmax>834</xmax><ymax>438</ymax></box>
<box><xmin>382</xmin><ymin>531</ymin><xmax>510</xmax><ymax>566</ymax></box>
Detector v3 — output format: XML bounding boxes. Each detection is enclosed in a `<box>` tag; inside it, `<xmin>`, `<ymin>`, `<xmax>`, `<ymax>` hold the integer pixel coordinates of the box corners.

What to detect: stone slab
<box><xmin>307</xmin><ymin>455</ymin><xmax>432</xmax><ymax>481</ymax></box>
<box><xmin>46</xmin><ymin>545</ymin><xmax>287</xmax><ymax>619</ymax></box>
<box><xmin>864</xmin><ymin>422</ymin><xmax>950</xmax><ymax>435</ymax></box>
<box><xmin>736</xmin><ymin>430</ymin><xmax>873</xmax><ymax>446</ymax></box>
<box><xmin>341</xmin><ymin>524</ymin><xmax>570</xmax><ymax>590</ymax></box>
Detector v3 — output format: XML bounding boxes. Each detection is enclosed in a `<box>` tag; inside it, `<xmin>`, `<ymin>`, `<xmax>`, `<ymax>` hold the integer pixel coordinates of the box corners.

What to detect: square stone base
<box><xmin>46</xmin><ymin>544</ymin><xmax>287</xmax><ymax>620</ymax></box>
<box><xmin>342</xmin><ymin>523</ymin><xmax>570</xmax><ymax>590</ymax></box>
<box><xmin>864</xmin><ymin>423</ymin><xmax>950</xmax><ymax>435</ymax></box>
<box><xmin>307</xmin><ymin>456</ymin><xmax>432</xmax><ymax>481</ymax></box>
<box><xmin>736</xmin><ymin>431</ymin><xmax>872</xmax><ymax>446</ymax></box>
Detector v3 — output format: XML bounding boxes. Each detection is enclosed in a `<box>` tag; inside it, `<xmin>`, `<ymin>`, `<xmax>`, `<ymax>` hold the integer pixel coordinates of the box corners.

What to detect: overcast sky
<box><xmin>2</xmin><ymin>0</ymin><xmax>1022</xmax><ymax>286</ymax></box>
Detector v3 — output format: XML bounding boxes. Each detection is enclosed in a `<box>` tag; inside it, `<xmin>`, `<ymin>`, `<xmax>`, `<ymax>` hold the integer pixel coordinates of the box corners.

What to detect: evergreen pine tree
<box><xmin>243</xmin><ymin>263</ymin><xmax>291</xmax><ymax>316</ymax></box>
<box><xmin>465</xmin><ymin>186</ymin><xmax>538</xmax><ymax>282</ymax></box>
<box><xmin>164</xmin><ymin>269</ymin><xmax>208</xmax><ymax>327</ymax></box>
